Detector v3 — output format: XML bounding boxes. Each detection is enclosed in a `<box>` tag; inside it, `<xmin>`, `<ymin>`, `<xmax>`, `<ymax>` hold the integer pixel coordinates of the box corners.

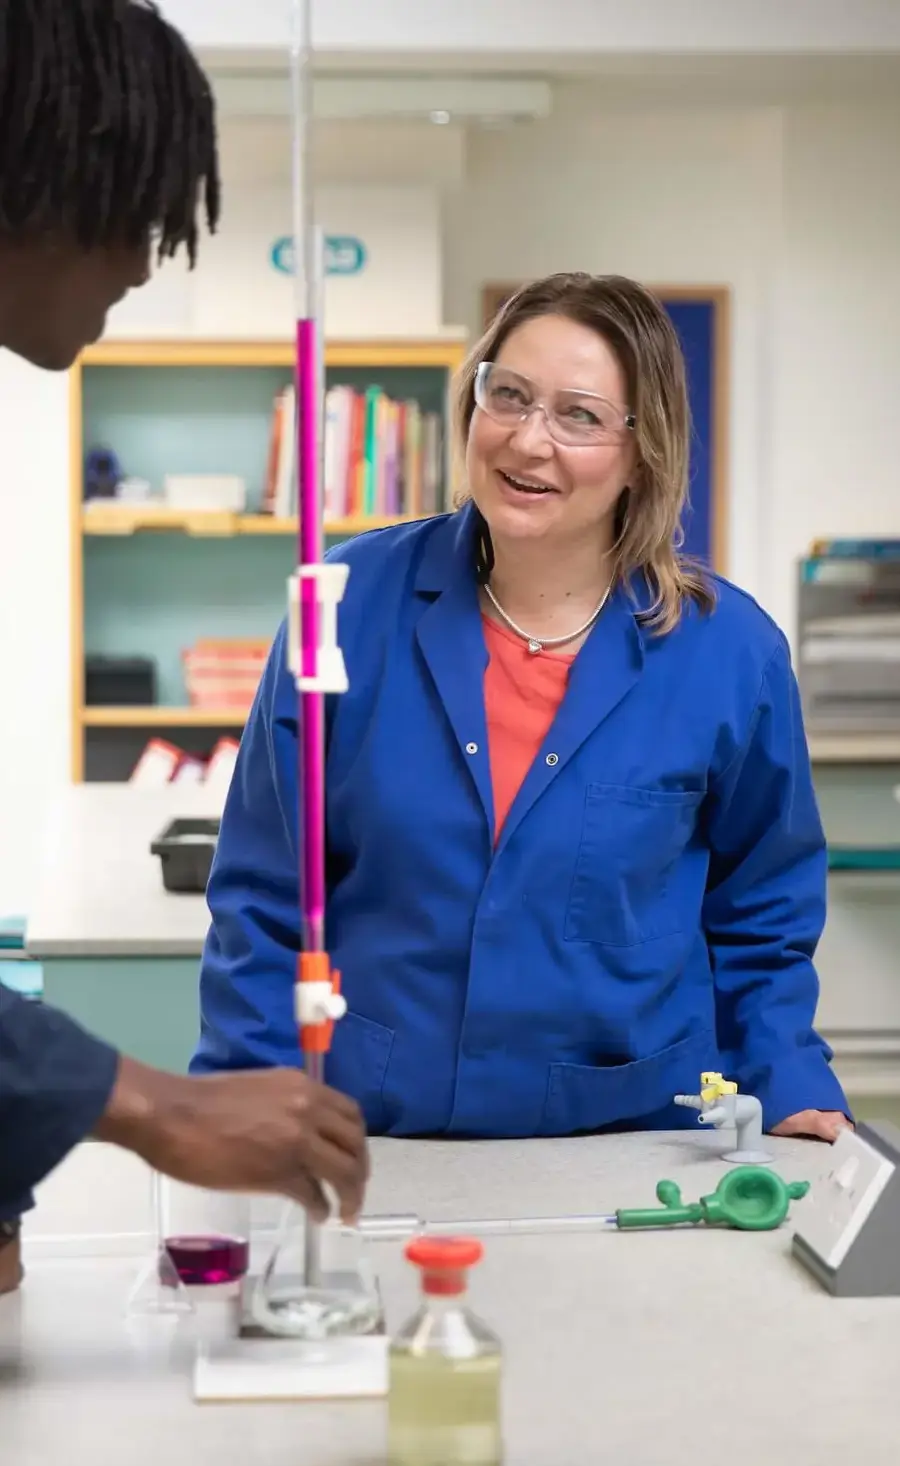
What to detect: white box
<box><xmin>162</xmin><ymin>475</ymin><xmax>247</xmax><ymax>512</ymax></box>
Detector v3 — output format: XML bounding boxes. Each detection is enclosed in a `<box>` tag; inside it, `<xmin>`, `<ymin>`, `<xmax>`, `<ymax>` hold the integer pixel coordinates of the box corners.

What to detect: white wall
<box><xmin>446</xmin><ymin>89</ymin><xmax>900</xmax><ymax>634</ymax></box>
<box><xmin>3</xmin><ymin>84</ymin><xmax>900</xmax><ymax>912</ymax></box>
<box><xmin>443</xmin><ymin>91</ymin><xmax>784</xmax><ymax>605</ymax></box>
<box><xmin>0</xmin><ymin>359</ymin><xmax>71</xmax><ymax>914</ymax></box>
<box><xmin>770</xmin><ymin>103</ymin><xmax>900</xmax><ymax>632</ymax></box>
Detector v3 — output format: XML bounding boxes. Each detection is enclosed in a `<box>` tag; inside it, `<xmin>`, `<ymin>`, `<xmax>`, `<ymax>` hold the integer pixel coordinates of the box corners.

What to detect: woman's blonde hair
<box><xmin>452</xmin><ymin>271</ymin><xmax>716</xmax><ymax>634</ymax></box>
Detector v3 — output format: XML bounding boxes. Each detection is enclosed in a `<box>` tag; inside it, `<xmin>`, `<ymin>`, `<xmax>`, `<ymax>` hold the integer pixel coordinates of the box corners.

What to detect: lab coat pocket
<box><xmin>539</xmin><ymin>1027</ymin><xmax>713</xmax><ymax>1137</ymax></box>
<box><xmin>326</xmin><ymin>1010</ymin><xmax>395</xmax><ymax>1135</ymax></box>
<box><xmin>565</xmin><ymin>782</ymin><xmax>703</xmax><ymax>948</ymax></box>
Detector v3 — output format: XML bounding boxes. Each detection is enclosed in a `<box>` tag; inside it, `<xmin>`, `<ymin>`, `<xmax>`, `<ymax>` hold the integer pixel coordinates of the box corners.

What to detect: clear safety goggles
<box><xmin>474</xmin><ymin>361</ymin><xmax>636</xmax><ymax>448</ymax></box>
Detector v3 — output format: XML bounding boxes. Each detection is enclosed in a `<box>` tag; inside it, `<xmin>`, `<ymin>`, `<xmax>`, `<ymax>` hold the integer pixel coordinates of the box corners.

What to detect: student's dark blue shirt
<box><xmin>0</xmin><ymin>982</ymin><xmax>118</xmax><ymax>1209</ymax></box>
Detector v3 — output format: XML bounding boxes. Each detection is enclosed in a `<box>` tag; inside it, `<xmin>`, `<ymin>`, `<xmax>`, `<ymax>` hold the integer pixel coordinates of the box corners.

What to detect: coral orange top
<box><xmin>482</xmin><ymin>615</ymin><xmax>575</xmax><ymax>841</ymax></box>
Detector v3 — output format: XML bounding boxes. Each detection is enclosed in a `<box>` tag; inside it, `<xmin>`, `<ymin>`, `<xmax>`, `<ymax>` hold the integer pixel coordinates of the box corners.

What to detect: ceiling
<box><xmin>201</xmin><ymin>50</ymin><xmax>900</xmax><ymax>106</ymax></box>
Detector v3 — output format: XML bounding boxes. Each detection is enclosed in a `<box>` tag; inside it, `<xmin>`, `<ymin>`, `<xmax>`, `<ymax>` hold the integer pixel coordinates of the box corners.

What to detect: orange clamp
<box><xmin>297</xmin><ymin>951</ymin><xmax>343</xmax><ymax>1054</ymax></box>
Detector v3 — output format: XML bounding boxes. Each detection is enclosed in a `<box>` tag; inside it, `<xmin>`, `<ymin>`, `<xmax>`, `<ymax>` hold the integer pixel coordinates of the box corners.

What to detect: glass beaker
<box><xmin>249</xmin><ymin>1201</ymin><xmax>383</xmax><ymax>1341</ymax></box>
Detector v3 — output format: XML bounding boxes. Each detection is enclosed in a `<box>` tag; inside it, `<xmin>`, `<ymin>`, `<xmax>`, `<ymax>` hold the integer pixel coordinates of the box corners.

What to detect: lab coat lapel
<box><xmin>414</xmin><ymin>510</ymin><xmax>494</xmax><ymax>828</ymax></box>
<box><xmin>496</xmin><ymin>587</ymin><xmax>645</xmax><ymax>852</ymax></box>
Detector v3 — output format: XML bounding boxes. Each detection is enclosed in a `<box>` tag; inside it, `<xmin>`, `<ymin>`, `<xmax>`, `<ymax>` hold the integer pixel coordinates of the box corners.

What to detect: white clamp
<box><xmin>287</xmin><ymin>561</ymin><xmax>350</xmax><ymax>693</ymax></box>
<box><xmin>295</xmin><ymin>981</ymin><xmax>348</xmax><ymax>1027</ymax></box>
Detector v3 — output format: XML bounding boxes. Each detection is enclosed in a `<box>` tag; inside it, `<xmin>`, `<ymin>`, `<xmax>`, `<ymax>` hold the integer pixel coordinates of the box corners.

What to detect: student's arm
<box><xmin>194</xmin><ymin>619</ymin><xmax>304</xmax><ymax>1076</ymax></box>
<box><xmin>0</xmin><ymin>982</ymin><xmax>119</xmax><ymax>1205</ymax></box>
<box><xmin>0</xmin><ymin>980</ymin><xmax>367</xmax><ymax>1220</ymax></box>
<box><xmin>702</xmin><ymin>635</ymin><xmax>851</xmax><ymax>1134</ymax></box>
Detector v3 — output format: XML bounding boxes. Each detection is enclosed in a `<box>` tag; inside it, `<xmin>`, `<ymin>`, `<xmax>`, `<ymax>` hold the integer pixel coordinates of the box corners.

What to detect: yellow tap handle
<box><xmin>699</xmin><ymin>1071</ymin><xmax>738</xmax><ymax>1102</ymax></box>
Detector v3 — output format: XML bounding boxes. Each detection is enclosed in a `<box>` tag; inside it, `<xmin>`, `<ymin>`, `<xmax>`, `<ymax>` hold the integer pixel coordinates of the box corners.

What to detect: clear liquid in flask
<box><xmin>250</xmin><ymin>1202</ymin><xmax>383</xmax><ymax>1342</ymax></box>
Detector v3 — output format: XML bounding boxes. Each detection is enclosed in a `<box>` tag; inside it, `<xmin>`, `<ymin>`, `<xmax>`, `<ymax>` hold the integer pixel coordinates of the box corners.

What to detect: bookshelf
<box><xmin>69</xmin><ymin>336</ymin><xmax>467</xmax><ymax>782</ymax></box>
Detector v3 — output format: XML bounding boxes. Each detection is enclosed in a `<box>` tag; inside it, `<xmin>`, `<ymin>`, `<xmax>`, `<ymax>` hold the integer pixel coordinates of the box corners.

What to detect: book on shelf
<box><xmin>182</xmin><ymin>638</ymin><xmax>271</xmax><ymax>712</ymax></box>
<box><xmin>130</xmin><ymin>736</ymin><xmax>240</xmax><ymax>788</ymax></box>
<box><xmin>261</xmin><ymin>383</ymin><xmax>446</xmax><ymax>521</ymax></box>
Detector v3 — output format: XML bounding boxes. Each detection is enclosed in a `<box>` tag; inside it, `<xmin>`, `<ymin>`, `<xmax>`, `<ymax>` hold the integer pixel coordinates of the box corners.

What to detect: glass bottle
<box><xmin>388</xmin><ymin>1237</ymin><xmax>503</xmax><ymax>1466</ymax></box>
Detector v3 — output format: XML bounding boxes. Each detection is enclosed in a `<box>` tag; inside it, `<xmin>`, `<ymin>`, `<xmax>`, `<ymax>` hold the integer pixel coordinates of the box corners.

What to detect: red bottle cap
<box><xmin>405</xmin><ymin>1237</ymin><xmax>484</xmax><ymax>1296</ymax></box>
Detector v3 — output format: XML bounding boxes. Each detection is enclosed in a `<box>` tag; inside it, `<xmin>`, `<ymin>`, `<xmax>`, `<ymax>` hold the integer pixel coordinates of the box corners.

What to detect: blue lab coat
<box><xmin>193</xmin><ymin>503</ymin><xmax>849</xmax><ymax>1137</ymax></box>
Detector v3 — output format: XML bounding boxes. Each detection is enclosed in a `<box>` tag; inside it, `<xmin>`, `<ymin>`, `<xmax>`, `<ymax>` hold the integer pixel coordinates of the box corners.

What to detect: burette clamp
<box><xmin>296</xmin><ymin>951</ymin><xmax>347</xmax><ymax>1054</ymax></box>
<box><xmin>288</xmin><ymin>561</ymin><xmax>350</xmax><ymax>693</ymax></box>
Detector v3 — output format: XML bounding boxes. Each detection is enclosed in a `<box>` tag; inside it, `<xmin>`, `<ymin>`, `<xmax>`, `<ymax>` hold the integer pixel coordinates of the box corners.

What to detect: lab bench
<box><xmin>5</xmin><ymin>1130</ymin><xmax>900</xmax><ymax>1464</ymax></box>
<box><xmin>25</xmin><ymin>784</ymin><xmax>221</xmax><ymax>1073</ymax></box>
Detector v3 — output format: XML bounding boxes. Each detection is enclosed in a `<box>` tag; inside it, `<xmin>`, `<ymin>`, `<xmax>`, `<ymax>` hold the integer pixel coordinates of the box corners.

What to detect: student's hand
<box><xmin>771</xmin><ymin>1109</ymin><xmax>852</xmax><ymax>1143</ymax></box>
<box><xmin>94</xmin><ymin>1058</ymin><xmax>369</xmax><ymax>1223</ymax></box>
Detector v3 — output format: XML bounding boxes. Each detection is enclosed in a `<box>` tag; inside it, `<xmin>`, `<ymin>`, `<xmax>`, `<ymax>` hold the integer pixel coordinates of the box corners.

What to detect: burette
<box><xmin>286</xmin><ymin>0</ymin><xmax>350</xmax><ymax>1289</ymax></box>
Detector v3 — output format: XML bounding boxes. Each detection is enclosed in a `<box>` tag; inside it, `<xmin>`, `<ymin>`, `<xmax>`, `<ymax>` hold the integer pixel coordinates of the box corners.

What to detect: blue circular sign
<box><xmin>271</xmin><ymin>237</ymin><xmax>294</xmax><ymax>274</ymax></box>
<box><xmin>271</xmin><ymin>235</ymin><xmax>367</xmax><ymax>277</ymax></box>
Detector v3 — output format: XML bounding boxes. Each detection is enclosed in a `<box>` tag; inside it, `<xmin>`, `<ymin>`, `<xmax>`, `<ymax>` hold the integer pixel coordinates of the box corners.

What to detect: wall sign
<box><xmin>270</xmin><ymin>235</ymin><xmax>368</xmax><ymax>277</ymax></box>
<box><xmin>107</xmin><ymin>185</ymin><xmax>443</xmax><ymax>339</ymax></box>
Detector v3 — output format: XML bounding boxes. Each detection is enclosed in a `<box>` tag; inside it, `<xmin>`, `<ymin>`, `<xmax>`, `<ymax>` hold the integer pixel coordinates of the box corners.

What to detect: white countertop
<box><xmin>4</xmin><ymin>1131</ymin><xmax>900</xmax><ymax>1464</ymax></box>
<box><xmin>26</xmin><ymin>785</ymin><xmax>223</xmax><ymax>958</ymax></box>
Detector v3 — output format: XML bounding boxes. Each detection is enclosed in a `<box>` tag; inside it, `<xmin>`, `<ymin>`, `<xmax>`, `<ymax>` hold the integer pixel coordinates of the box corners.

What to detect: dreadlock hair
<box><xmin>0</xmin><ymin>0</ymin><xmax>220</xmax><ymax>265</ymax></box>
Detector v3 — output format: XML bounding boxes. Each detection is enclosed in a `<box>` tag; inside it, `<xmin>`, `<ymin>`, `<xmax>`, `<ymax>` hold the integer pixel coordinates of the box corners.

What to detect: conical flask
<box><xmin>126</xmin><ymin>1172</ymin><xmax>251</xmax><ymax>1318</ymax></box>
<box><xmin>249</xmin><ymin>1200</ymin><xmax>382</xmax><ymax>1341</ymax></box>
<box><xmin>126</xmin><ymin>1170</ymin><xmax>194</xmax><ymax>1317</ymax></box>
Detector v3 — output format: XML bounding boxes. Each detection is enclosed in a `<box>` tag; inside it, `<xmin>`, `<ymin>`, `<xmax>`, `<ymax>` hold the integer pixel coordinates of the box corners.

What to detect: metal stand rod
<box><xmin>303</xmin><ymin>1049</ymin><xmax>324</xmax><ymax>1287</ymax></box>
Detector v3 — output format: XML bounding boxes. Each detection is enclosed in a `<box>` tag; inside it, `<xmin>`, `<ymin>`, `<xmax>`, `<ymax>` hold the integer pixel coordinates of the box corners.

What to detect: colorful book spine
<box><xmin>261</xmin><ymin>383</ymin><xmax>444</xmax><ymax>521</ymax></box>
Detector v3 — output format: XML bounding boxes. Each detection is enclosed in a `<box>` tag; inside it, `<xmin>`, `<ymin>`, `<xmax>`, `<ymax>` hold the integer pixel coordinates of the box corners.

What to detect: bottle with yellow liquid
<box><xmin>388</xmin><ymin>1236</ymin><xmax>503</xmax><ymax>1466</ymax></box>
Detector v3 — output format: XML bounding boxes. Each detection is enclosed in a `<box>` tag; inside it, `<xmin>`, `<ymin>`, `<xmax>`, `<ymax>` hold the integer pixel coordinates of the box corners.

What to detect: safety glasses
<box><xmin>474</xmin><ymin>361</ymin><xmax>636</xmax><ymax>448</ymax></box>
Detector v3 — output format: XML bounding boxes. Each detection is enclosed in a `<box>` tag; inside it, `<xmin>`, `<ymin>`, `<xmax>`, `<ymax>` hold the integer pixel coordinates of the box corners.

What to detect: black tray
<box><xmin>151</xmin><ymin>817</ymin><xmax>220</xmax><ymax>894</ymax></box>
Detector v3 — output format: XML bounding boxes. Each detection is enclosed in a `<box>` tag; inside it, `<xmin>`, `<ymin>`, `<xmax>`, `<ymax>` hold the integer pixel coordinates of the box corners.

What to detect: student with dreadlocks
<box><xmin>0</xmin><ymin>0</ymin><xmax>369</xmax><ymax>1296</ymax></box>
<box><xmin>0</xmin><ymin>0</ymin><xmax>219</xmax><ymax>367</ymax></box>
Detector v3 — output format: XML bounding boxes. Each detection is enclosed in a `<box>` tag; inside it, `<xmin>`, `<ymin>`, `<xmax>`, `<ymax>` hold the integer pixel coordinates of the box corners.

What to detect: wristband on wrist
<box><xmin>0</xmin><ymin>1218</ymin><xmax>21</xmax><ymax>1249</ymax></box>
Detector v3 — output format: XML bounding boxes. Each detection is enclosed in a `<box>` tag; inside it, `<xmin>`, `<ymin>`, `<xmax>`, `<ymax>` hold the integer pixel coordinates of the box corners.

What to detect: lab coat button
<box><xmin>546</xmin><ymin>752</ymin><xmax>559</xmax><ymax>766</ymax></box>
<box><xmin>465</xmin><ymin>742</ymin><xmax>478</xmax><ymax>755</ymax></box>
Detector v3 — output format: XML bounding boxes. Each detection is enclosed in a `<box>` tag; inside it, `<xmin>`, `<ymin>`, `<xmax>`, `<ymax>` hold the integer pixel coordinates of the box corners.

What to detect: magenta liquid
<box><xmin>161</xmin><ymin>1235</ymin><xmax>250</xmax><ymax>1287</ymax></box>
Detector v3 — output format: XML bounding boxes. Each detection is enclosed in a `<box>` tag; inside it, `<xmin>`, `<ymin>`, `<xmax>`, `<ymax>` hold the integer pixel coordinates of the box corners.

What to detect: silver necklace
<box><xmin>484</xmin><ymin>581</ymin><xmax>611</xmax><ymax>655</ymax></box>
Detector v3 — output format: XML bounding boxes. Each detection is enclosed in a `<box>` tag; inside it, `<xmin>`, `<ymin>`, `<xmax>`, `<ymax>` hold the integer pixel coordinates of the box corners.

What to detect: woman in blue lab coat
<box><xmin>193</xmin><ymin>271</ymin><xmax>850</xmax><ymax>1144</ymax></box>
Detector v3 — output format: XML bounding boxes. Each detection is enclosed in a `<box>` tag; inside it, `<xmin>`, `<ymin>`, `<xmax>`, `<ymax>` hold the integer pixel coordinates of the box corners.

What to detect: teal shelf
<box><xmin>77</xmin><ymin>347</ymin><xmax>460</xmax><ymax>780</ymax></box>
<box><xmin>82</xmin><ymin>362</ymin><xmax>450</xmax><ymax>505</ymax></box>
<box><xmin>83</xmin><ymin>528</ymin><xmax>359</xmax><ymax>705</ymax></box>
<box><xmin>83</xmin><ymin>366</ymin><xmax>290</xmax><ymax>509</ymax></box>
<box><xmin>84</xmin><ymin>536</ymin><xmax>293</xmax><ymax>704</ymax></box>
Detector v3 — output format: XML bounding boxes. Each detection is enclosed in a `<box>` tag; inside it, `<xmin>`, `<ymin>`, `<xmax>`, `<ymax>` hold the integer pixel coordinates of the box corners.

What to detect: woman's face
<box><xmin>465</xmin><ymin>313</ymin><xmax>636</xmax><ymax>552</ymax></box>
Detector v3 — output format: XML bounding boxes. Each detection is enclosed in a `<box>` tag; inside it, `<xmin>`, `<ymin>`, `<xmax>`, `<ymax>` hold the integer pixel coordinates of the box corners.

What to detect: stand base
<box><xmin>193</xmin><ymin>1333</ymin><xmax>388</xmax><ymax>1402</ymax></box>
<box><xmin>722</xmin><ymin>1149</ymin><xmax>773</xmax><ymax>1166</ymax></box>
